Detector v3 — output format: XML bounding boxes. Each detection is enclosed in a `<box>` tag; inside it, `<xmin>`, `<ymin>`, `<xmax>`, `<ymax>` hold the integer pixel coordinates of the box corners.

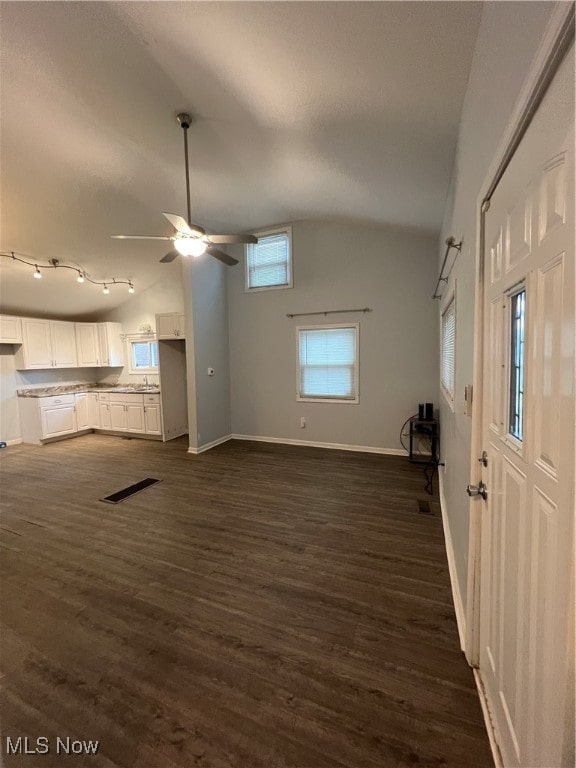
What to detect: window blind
<box><xmin>298</xmin><ymin>326</ymin><xmax>357</xmax><ymax>400</ymax></box>
<box><xmin>441</xmin><ymin>298</ymin><xmax>455</xmax><ymax>398</ymax></box>
<box><xmin>247</xmin><ymin>232</ymin><xmax>290</xmax><ymax>289</ymax></box>
<box><xmin>132</xmin><ymin>341</ymin><xmax>158</xmax><ymax>369</ymax></box>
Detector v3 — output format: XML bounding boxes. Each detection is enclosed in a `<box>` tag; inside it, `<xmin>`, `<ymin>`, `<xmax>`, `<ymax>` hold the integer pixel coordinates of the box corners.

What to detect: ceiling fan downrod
<box><xmin>176</xmin><ymin>113</ymin><xmax>193</xmax><ymax>227</ymax></box>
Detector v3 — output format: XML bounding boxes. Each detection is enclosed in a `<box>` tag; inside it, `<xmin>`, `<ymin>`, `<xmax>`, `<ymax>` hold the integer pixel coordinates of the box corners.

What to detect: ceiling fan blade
<box><xmin>163</xmin><ymin>212</ymin><xmax>205</xmax><ymax>237</ymax></box>
<box><xmin>159</xmin><ymin>250</ymin><xmax>179</xmax><ymax>263</ymax></box>
<box><xmin>111</xmin><ymin>235</ymin><xmax>172</xmax><ymax>240</ymax></box>
<box><xmin>209</xmin><ymin>234</ymin><xmax>258</xmax><ymax>244</ymax></box>
<box><xmin>206</xmin><ymin>246</ymin><xmax>239</xmax><ymax>266</ymax></box>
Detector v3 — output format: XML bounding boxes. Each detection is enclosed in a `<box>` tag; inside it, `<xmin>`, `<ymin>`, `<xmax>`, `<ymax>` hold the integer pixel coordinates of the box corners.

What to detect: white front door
<box><xmin>478</xmin><ymin>49</ymin><xmax>574</xmax><ymax>767</ymax></box>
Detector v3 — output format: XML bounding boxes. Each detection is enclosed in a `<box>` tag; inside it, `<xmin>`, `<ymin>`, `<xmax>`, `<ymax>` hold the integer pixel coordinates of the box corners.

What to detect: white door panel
<box><xmin>479</xmin><ymin>48</ymin><xmax>574</xmax><ymax>768</ymax></box>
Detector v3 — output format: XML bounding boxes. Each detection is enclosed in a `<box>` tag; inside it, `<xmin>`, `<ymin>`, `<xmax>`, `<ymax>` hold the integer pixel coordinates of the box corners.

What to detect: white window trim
<box><xmin>126</xmin><ymin>334</ymin><xmax>159</xmax><ymax>375</ymax></box>
<box><xmin>440</xmin><ymin>287</ymin><xmax>456</xmax><ymax>410</ymax></box>
<box><xmin>296</xmin><ymin>322</ymin><xmax>360</xmax><ymax>404</ymax></box>
<box><xmin>245</xmin><ymin>225</ymin><xmax>293</xmax><ymax>293</ymax></box>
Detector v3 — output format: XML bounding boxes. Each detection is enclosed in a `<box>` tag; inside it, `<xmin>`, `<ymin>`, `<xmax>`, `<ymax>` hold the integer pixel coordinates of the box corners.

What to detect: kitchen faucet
<box><xmin>143</xmin><ymin>375</ymin><xmax>148</xmax><ymax>386</ymax></box>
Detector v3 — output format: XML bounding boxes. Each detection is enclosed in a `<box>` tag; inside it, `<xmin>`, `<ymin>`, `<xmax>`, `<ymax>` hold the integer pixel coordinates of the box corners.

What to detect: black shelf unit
<box><xmin>409</xmin><ymin>417</ymin><xmax>438</xmax><ymax>464</ymax></box>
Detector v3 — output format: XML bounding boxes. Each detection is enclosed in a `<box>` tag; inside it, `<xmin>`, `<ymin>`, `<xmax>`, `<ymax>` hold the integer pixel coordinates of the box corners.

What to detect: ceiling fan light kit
<box><xmin>111</xmin><ymin>113</ymin><xmax>258</xmax><ymax>266</ymax></box>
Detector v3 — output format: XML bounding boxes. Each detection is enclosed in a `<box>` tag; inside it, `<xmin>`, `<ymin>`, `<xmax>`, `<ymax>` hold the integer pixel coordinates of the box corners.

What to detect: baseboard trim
<box><xmin>3</xmin><ymin>438</ymin><xmax>23</xmax><ymax>446</ymax></box>
<box><xmin>473</xmin><ymin>669</ymin><xmax>503</xmax><ymax>768</ymax></box>
<box><xmin>231</xmin><ymin>434</ymin><xmax>407</xmax><ymax>456</ymax></box>
<box><xmin>188</xmin><ymin>434</ymin><xmax>233</xmax><ymax>455</ymax></box>
<box><xmin>438</xmin><ymin>471</ymin><xmax>466</xmax><ymax>651</ymax></box>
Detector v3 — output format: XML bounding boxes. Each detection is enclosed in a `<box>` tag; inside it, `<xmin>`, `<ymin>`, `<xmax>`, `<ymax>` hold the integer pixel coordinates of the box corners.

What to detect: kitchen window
<box><xmin>128</xmin><ymin>340</ymin><xmax>159</xmax><ymax>374</ymax></box>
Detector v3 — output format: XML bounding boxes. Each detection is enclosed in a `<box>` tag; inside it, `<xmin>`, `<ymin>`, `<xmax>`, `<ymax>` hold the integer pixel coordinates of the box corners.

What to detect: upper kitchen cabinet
<box><xmin>98</xmin><ymin>322</ymin><xmax>124</xmax><ymax>367</ymax></box>
<box><xmin>0</xmin><ymin>315</ymin><xmax>22</xmax><ymax>344</ymax></box>
<box><xmin>76</xmin><ymin>322</ymin><xmax>124</xmax><ymax>367</ymax></box>
<box><xmin>156</xmin><ymin>312</ymin><xmax>185</xmax><ymax>340</ymax></box>
<box><xmin>75</xmin><ymin>323</ymin><xmax>99</xmax><ymax>367</ymax></box>
<box><xmin>15</xmin><ymin>319</ymin><xmax>77</xmax><ymax>369</ymax></box>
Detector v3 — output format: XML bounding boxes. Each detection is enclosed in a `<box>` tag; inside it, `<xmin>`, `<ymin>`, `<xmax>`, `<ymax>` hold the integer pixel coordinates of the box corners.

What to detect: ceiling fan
<box><xmin>111</xmin><ymin>113</ymin><xmax>257</xmax><ymax>265</ymax></box>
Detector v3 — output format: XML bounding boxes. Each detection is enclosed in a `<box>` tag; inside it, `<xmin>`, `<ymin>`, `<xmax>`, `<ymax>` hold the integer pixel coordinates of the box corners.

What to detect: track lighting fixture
<box><xmin>2</xmin><ymin>251</ymin><xmax>133</xmax><ymax>296</ymax></box>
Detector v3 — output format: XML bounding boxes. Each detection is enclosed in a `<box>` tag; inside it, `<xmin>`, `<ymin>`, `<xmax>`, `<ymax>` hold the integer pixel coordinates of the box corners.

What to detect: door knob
<box><xmin>467</xmin><ymin>481</ymin><xmax>488</xmax><ymax>500</ymax></box>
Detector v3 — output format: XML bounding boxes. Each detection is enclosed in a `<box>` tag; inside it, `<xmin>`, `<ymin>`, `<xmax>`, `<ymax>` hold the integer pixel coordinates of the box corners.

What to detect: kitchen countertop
<box><xmin>17</xmin><ymin>384</ymin><xmax>160</xmax><ymax>398</ymax></box>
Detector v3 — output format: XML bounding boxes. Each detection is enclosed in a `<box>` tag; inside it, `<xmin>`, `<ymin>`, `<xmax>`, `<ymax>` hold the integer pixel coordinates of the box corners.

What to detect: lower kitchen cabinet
<box><xmin>144</xmin><ymin>403</ymin><xmax>162</xmax><ymax>435</ymax></box>
<box><xmin>40</xmin><ymin>403</ymin><xmax>77</xmax><ymax>439</ymax></box>
<box><xmin>19</xmin><ymin>390</ymin><xmax>164</xmax><ymax>445</ymax></box>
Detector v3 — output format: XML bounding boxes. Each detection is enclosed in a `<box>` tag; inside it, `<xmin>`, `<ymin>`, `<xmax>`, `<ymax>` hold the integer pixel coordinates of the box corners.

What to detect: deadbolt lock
<box><xmin>478</xmin><ymin>450</ymin><xmax>488</xmax><ymax>467</ymax></box>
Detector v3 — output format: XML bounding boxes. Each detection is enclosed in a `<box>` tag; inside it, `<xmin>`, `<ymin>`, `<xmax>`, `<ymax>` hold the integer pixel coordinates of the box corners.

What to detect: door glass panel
<box><xmin>509</xmin><ymin>288</ymin><xmax>526</xmax><ymax>440</ymax></box>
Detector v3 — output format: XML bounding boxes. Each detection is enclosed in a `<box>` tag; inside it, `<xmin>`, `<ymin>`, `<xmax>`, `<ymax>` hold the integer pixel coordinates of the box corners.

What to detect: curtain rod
<box><xmin>432</xmin><ymin>237</ymin><xmax>462</xmax><ymax>299</ymax></box>
<box><xmin>287</xmin><ymin>308</ymin><xmax>371</xmax><ymax>318</ymax></box>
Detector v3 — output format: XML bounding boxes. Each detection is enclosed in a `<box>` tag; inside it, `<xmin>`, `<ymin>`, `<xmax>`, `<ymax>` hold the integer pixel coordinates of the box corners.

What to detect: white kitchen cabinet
<box><xmin>98</xmin><ymin>322</ymin><xmax>124</xmax><ymax>367</ymax></box>
<box><xmin>87</xmin><ymin>393</ymin><xmax>100</xmax><ymax>428</ymax></box>
<box><xmin>75</xmin><ymin>323</ymin><xmax>99</xmax><ymax>366</ymax></box>
<box><xmin>75</xmin><ymin>393</ymin><xmax>89</xmax><ymax>430</ymax></box>
<box><xmin>126</xmin><ymin>403</ymin><xmax>145</xmax><ymax>433</ymax></box>
<box><xmin>51</xmin><ymin>321</ymin><xmax>78</xmax><ymax>368</ymax></box>
<box><xmin>16</xmin><ymin>319</ymin><xmax>52</xmax><ymax>368</ymax></box>
<box><xmin>0</xmin><ymin>315</ymin><xmax>22</xmax><ymax>344</ymax></box>
<box><xmin>99</xmin><ymin>401</ymin><xmax>112</xmax><ymax>430</ymax></box>
<box><xmin>144</xmin><ymin>403</ymin><xmax>162</xmax><ymax>435</ymax></box>
<box><xmin>156</xmin><ymin>312</ymin><xmax>185</xmax><ymax>339</ymax></box>
<box><xmin>109</xmin><ymin>402</ymin><xmax>128</xmax><ymax>431</ymax></box>
<box><xmin>15</xmin><ymin>319</ymin><xmax>77</xmax><ymax>369</ymax></box>
<box><xmin>40</xmin><ymin>406</ymin><xmax>77</xmax><ymax>439</ymax></box>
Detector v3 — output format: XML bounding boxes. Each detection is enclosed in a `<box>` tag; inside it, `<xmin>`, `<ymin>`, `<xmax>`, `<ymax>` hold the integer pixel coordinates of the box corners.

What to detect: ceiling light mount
<box><xmin>176</xmin><ymin>112</ymin><xmax>192</xmax><ymax>130</ymax></box>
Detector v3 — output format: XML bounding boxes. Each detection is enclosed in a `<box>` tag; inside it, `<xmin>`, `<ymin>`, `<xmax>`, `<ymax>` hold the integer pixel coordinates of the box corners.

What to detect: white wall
<box><xmin>438</xmin><ymin>1</ymin><xmax>557</xmax><ymax>614</ymax></box>
<box><xmin>228</xmin><ymin>220</ymin><xmax>439</xmax><ymax>450</ymax></box>
<box><xmin>184</xmin><ymin>256</ymin><xmax>231</xmax><ymax>450</ymax></box>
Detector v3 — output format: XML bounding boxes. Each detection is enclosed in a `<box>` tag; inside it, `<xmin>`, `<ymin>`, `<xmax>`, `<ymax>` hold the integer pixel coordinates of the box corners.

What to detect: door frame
<box><xmin>465</xmin><ymin>2</ymin><xmax>575</xmax><ymax>667</ymax></box>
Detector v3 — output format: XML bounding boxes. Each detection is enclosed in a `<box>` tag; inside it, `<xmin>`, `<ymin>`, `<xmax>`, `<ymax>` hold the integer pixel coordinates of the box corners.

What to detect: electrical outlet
<box><xmin>300</xmin><ymin>416</ymin><xmax>306</xmax><ymax>428</ymax></box>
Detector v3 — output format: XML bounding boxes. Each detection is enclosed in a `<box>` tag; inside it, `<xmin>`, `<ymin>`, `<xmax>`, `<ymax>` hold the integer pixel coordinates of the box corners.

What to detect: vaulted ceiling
<box><xmin>0</xmin><ymin>1</ymin><xmax>482</xmax><ymax>318</ymax></box>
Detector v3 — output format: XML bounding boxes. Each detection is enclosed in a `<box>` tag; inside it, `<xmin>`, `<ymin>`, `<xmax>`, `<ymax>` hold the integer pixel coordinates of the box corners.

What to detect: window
<box><xmin>246</xmin><ymin>227</ymin><xmax>292</xmax><ymax>291</ymax></box>
<box><xmin>441</xmin><ymin>295</ymin><xmax>456</xmax><ymax>404</ymax></box>
<box><xmin>128</xmin><ymin>340</ymin><xmax>158</xmax><ymax>374</ymax></box>
<box><xmin>297</xmin><ymin>324</ymin><xmax>359</xmax><ymax>403</ymax></box>
<box><xmin>509</xmin><ymin>288</ymin><xmax>526</xmax><ymax>441</ymax></box>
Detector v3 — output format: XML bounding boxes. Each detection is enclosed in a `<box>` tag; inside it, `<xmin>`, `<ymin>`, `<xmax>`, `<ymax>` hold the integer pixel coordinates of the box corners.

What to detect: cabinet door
<box><xmin>51</xmin><ymin>321</ymin><xmax>78</xmax><ymax>368</ymax></box>
<box><xmin>0</xmin><ymin>315</ymin><xmax>22</xmax><ymax>344</ymax></box>
<box><xmin>156</xmin><ymin>313</ymin><xmax>177</xmax><ymax>338</ymax></box>
<box><xmin>75</xmin><ymin>323</ymin><xmax>99</xmax><ymax>366</ymax></box>
<box><xmin>109</xmin><ymin>403</ymin><xmax>128</xmax><ymax>431</ymax></box>
<box><xmin>87</xmin><ymin>394</ymin><xmax>100</xmax><ymax>428</ymax></box>
<box><xmin>98</xmin><ymin>322</ymin><xmax>124</xmax><ymax>367</ymax></box>
<box><xmin>75</xmin><ymin>394</ymin><xmax>89</xmax><ymax>430</ymax></box>
<box><xmin>40</xmin><ymin>405</ymin><xmax>77</xmax><ymax>438</ymax></box>
<box><xmin>97</xmin><ymin>324</ymin><xmax>110</xmax><ymax>366</ymax></box>
<box><xmin>144</xmin><ymin>404</ymin><xmax>162</xmax><ymax>435</ymax></box>
<box><xmin>177</xmin><ymin>313</ymin><xmax>185</xmax><ymax>339</ymax></box>
<box><xmin>100</xmin><ymin>402</ymin><xmax>112</xmax><ymax>430</ymax></box>
<box><xmin>126</xmin><ymin>404</ymin><xmax>145</xmax><ymax>433</ymax></box>
<box><xmin>20</xmin><ymin>319</ymin><xmax>53</xmax><ymax>368</ymax></box>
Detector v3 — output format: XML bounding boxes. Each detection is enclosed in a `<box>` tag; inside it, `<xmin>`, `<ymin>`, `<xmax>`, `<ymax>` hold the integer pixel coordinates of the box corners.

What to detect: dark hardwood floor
<box><xmin>0</xmin><ymin>435</ymin><xmax>493</xmax><ymax>768</ymax></box>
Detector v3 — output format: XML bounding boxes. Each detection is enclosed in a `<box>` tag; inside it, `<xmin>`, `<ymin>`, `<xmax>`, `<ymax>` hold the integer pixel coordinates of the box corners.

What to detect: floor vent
<box><xmin>101</xmin><ymin>478</ymin><xmax>162</xmax><ymax>504</ymax></box>
<box><xmin>417</xmin><ymin>499</ymin><xmax>433</xmax><ymax>515</ymax></box>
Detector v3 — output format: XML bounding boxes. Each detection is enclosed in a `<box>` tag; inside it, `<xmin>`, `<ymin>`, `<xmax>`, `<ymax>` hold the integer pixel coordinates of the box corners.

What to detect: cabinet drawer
<box><xmin>39</xmin><ymin>394</ymin><xmax>75</xmax><ymax>408</ymax></box>
<box><xmin>144</xmin><ymin>394</ymin><xmax>160</xmax><ymax>404</ymax></box>
<box><xmin>98</xmin><ymin>392</ymin><xmax>110</xmax><ymax>402</ymax></box>
<box><xmin>109</xmin><ymin>393</ymin><xmax>144</xmax><ymax>404</ymax></box>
